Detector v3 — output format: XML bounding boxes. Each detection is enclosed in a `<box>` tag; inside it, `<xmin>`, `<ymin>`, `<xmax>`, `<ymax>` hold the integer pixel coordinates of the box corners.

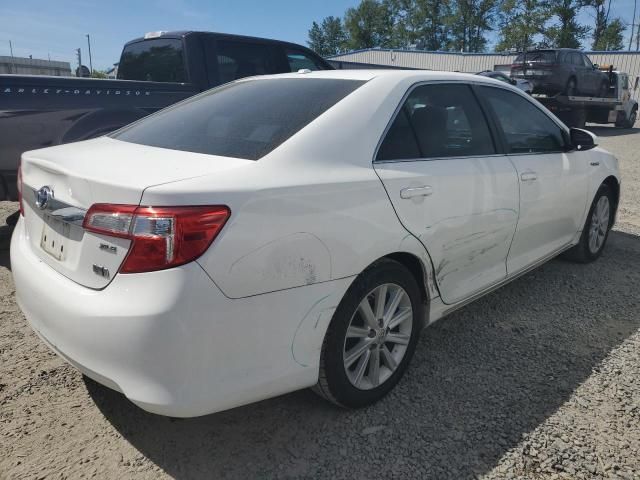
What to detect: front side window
<box><xmin>583</xmin><ymin>55</ymin><xmax>594</xmax><ymax>68</ymax></box>
<box><xmin>118</xmin><ymin>39</ymin><xmax>186</xmax><ymax>82</ymax></box>
<box><xmin>286</xmin><ymin>49</ymin><xmax>325</xmax><ymax>71</ymax></box>
<box><xmin>216</xmin><ymin>41</ymin><xmax>278</xmax><ymax>84</ymax></box>
<box><xmin>112</xmin><ymin>78</ymin><xmax>364</xmax><ymax>160</ymax></box>
<box><xmin>377</xmin><ymin>83</ymin><xmax>495</xmax><ymax>161</ymax></box>
<box><xmin>480</xmin><ymin>86</ymin><xmax>566</xmax><ymax>154</ymax></box>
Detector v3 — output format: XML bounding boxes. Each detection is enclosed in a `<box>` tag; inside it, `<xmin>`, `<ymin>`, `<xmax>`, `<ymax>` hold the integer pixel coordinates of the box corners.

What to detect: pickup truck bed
<box><xmin>0</xmin><ymin>75</ymin><xmax>195</xmax><ymax>199</ymax></box>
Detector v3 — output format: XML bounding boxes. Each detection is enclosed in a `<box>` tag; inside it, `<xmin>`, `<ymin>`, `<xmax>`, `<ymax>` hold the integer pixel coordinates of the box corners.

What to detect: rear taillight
<box><xmin>83</xmin><ymin>204</ymin><xmax>230</xmax><ymax>273</ymax></box>
<box><xmin>17</xmin><ymin>162</ymin><xmax>24</xmax><ymax>216</ymax></box>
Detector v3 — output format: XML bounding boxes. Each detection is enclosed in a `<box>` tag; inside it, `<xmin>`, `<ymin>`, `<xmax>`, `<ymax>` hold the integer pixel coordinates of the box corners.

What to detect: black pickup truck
<box><xmin>0</xmin><ymin>31</ymin><xmax>332</xmax><ymax>201</ymax></box>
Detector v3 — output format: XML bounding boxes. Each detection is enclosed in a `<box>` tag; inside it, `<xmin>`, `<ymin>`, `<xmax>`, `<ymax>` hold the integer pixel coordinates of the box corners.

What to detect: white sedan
<box><xmin>12</xmin><ymin>70</ymin><xmax>620</xmax><ymax>417</ymax></box>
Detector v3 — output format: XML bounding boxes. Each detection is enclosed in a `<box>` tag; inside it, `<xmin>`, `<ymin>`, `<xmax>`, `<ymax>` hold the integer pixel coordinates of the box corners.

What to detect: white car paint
<box><xmin>12</xmin><ymin>70</ymin><xmax>620</xmax><ymax>417</ymax></box>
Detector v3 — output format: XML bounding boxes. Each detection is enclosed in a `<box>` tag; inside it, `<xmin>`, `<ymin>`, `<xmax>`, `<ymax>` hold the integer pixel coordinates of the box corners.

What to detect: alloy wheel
<box><xmin>343</xmin><ymin>283</ymin><xmax>413</xmax><ymax>390</ymax></box>
<box><xmin>588</xmin><ymin>195</ymin><xmax>610</xmax><ymax>254</ymax></box>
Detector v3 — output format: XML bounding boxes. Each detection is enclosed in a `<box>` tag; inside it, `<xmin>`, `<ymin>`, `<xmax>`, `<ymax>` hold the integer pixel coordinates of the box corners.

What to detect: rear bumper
<box><xmin>11</xmin><ymin>218</ymin><xmax>351</xmax><ymax>417</ymax></box>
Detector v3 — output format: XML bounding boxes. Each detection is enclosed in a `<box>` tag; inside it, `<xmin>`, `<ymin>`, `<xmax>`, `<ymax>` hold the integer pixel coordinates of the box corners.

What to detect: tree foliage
<box><xmin>542</xmin><ymin>0</ymin><xmax>589</xmax><ymax>48</ymax></box>
<box><xmin>495</xmin><ymin>0</ymin><xmax>551</xmax><ymax>51</ymax></box>
<box><xmin>306</xmin><ymin>0</ymin><xmax>627</xmax><ymax>56</ymax></box>
<box><xmin>344</xmin><ymin>0</ymin><xmax>395</xmax><ymax>49</ymax></box>
<box><xmin>593</xmin><ymin>18</ymin><xmax>626</xmax><ymax>50</ymax></box>
<box><xmin>307</xmin><ymin>17</ymin><xmax>348</xmax><ymax>56</ymax></box>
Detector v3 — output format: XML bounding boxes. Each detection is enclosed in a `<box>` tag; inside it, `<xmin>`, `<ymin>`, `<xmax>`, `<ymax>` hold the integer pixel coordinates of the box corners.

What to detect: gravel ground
<box><xmin>1</xmin><ymin>124</ymin><xmax>639</xmax><ymax>479</ymax></box>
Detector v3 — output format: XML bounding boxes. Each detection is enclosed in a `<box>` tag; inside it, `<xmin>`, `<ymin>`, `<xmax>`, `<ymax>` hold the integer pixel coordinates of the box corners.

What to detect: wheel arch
<box><xmin>383</xmin><ymin>252</ymin><xmax>431</xmax><ymax>308</ymax></box>
<box><xmin>602</xmin><ymin>175</ymin><xmax>620</xmax><ymax>226</ymax></box>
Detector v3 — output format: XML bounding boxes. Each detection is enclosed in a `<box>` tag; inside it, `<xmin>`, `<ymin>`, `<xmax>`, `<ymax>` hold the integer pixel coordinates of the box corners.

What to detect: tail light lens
<box><xmin>83</xmin><ymin>204</ymin><xmax>230</xmax><ymax>273</ymax></box>
<box><xmin>17</xmin><ymin>162</ymin><xmax>24</xmax><ymax>216</ymax></box>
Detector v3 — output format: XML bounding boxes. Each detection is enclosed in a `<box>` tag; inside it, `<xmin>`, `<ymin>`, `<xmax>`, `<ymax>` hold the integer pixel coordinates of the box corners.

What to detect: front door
<box><xmin>478</xmin><ymin>86</ymin><xmax>589</xmax><ymax>274</ymax></box>
<box><xmin>374</xmin><ymin>83</ymin><xmax>520</xmax><ymax>304</ymax></box>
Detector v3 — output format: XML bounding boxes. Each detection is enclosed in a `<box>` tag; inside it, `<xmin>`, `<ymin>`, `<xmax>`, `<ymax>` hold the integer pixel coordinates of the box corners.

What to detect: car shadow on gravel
<box><xmin>86</xmin><ymin>230</ymin><xmax>640</xmax><ymax>479</ymax></box>
<box><xmin>586</xmin><ymin>126</ymin><xmax>640</xmax><ymax>137</ymax></box>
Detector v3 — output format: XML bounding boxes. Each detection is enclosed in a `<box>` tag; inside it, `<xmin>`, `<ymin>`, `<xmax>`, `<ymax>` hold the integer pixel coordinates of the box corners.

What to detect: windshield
<box><xmin>117</xmin><ymin>38</ymin><xmax>186</xmax><ymax>82</ymax></box>
<box><xmin>514</xmin><ymin>51</ymin><xmax>557</xmax><ymax>63</ymax></box>
<box><xmin>112</xmin><ymin>78</ymin><xmax>365</xmax><ymax>160</ymax></box>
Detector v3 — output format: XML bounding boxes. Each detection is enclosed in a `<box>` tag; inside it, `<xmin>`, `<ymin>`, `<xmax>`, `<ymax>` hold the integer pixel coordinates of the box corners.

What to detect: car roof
<box><xmin>124</xmin><ymin>30</ymin><xmax>314</xmax><ymax>49</ymax></box>
<box><xmin>251</xmin><ymin>69</ymin><xmax>504</xmax><ymax>85</ymax></box>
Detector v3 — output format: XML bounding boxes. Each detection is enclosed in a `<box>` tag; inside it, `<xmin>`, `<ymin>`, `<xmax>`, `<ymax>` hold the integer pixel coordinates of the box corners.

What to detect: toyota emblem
<box><xmin>35</xmin><ymin>186</ymin><xmax>54</xmax><ymax>210</ymax></box>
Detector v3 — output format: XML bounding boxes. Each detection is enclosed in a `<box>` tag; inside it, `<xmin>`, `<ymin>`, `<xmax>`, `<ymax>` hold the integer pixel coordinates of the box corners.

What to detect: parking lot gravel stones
<box><xmin>1</xmin><ymin>123</ymin><xmax>640</xmax><ymax>479</ymax></box>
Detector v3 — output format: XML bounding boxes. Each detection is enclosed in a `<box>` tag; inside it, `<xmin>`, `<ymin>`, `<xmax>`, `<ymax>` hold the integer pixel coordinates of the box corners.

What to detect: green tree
<box><xmin>449</xmin><ymin>0</ymin><xmax>497</xmax><ymax>52</ymax></box>
<box><xmin>496</xmin><ymin>0</ymin><xmax>551</xmax><ymax>51</ymax></box>
<box><xmin>344</xmin><ymin>0</ymin><xmax>395</xmax><ymax>49</ymax></box>
<box><xmin>308</xmin><ymin>21</ymin><xmax>327</xmax><ymax>55</ymax></box>
<box><xmin>308</xmin><ymin>17</ymin><xmax>348</xmax><ymax>56</ymax></box>
<box><xmin>542</xmin><ymin>0</ymin><xmax>589</xmax><ymax>48</ymax></box>
<box><xmin>387</xmin><ymin>0</ymin><xmax>454</xmax><ymax>50</ymax></box>
<box><xmin>321</xmin><ymin>16</ymin><xmax>348</xmax><ymax>55</ymax></box>
<box><xmin>583</xmin><ymin>0</ymin><xmax>611</xmax><ymax>49</ymax></box>
<box><xmin>594</xmin><ymin>18</ymin><xmax>626</xmax><ymax>50</ymax></box>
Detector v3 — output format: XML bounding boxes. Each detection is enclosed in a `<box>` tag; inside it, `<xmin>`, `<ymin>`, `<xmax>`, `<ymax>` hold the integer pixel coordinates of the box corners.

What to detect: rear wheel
<box><xmin>313</xmin><ymin>259</ymin><xmax>423</xmax><ymax>408</ymax></box>
<box><xmin>565</xmin><ymin>78</ymin><xmax>577</xmax><ymax>96</ymax></box>
<box><xmin>564</xmin><ymin>185</ymin><xmax>613</xmax><ymax>263</ymax></box>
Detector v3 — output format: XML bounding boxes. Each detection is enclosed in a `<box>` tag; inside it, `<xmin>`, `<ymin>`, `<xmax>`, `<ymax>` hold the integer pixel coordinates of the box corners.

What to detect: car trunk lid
<box><xmin>20</xmin><ymin>136</ymin><xmax>251</xmax><ymax>289</ymax></box>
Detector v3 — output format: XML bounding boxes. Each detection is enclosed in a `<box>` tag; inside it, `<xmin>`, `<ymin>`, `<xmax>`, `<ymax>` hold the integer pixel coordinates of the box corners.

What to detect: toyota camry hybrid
<box><xmin>11</xmin><ymin>70</ymin><xmax>620</xmax><ymax>417</ymax></box>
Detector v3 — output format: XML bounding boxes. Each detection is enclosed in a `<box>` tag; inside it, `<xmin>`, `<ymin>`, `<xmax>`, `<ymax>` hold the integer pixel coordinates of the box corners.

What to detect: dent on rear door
<box><xmin>375</xmin><ymin>157</ymin><xmax>519</xmax><ymax>304</ymax></box>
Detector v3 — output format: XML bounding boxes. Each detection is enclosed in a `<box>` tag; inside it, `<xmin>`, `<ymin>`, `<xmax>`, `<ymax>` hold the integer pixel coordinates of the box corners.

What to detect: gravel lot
<box><xmin>1</xmin><ymin>124</ymin><xmax>639</xmax><ymax>480</ymax></box>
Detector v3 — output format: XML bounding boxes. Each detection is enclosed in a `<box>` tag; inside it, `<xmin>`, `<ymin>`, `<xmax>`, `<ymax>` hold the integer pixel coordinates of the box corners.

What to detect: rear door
<box><xmin>478</xmin><ymin>86</ymin><xmax>589</xmax><ymax>274</ymax></box>
<box><xmin>374</xmin><ymin>82</ymin><xmax>519</xmax><ymax>304</ymax></box>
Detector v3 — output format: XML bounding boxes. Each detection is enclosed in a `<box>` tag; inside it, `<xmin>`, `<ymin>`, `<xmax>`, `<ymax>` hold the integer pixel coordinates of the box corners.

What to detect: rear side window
<box><xmin>480</xmin><ymin>86</ymin><xmax>566</xmax><ymax>153</ymax></box>
<box><xmin>377</xmin><ymin>83</ymin><xmax>495</xmax><ymax>161</ymax></box>
<box><xmin>286</xmin><ymin>49</ymin><xmax>326</xmax><ymax>71</ymax></box>
<box><xmin>112</xmin><ymin>79</ymin><xmax>364</xmax><ymax>160</ymax></box>
<box><xmin>118</xmin><ymin>39</ymin><xmax>186</xmax><ymax>82</ymax></box>
<box><xmin>216</xmin><ymin>41</ymin><xmax>278</xmax><ymax>84</ymax></box>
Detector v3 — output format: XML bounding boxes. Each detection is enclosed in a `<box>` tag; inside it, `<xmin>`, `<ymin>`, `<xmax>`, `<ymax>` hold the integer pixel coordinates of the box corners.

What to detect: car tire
<box><xmin>565</xmin><ymin>78</ymin><xmax>577</xmax><ymax>96</ymax></box>
<box><xmin>313</xmin><ymin>258</ymin><xmax>423</xmax><ymax>408</ymax></box>
<box><xmin>563</xmin><ymin>184</ymin><xmax>614</xmax><ymax>263</ymax></box>
<box><xmin>624</xmin><ymin>107</ymin><xmax>637</xmax><ymax>128</ymax></box>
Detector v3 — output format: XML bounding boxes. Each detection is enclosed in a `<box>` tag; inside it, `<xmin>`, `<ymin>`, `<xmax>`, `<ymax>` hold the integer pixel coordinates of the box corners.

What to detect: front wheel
<box><xmin>313</xmin><ymin>259</ymin><xmax>423</xmax><ymax>408</ymax></box>
<box><xmin>564</xmin><ymin>184</ymin><xmax>614</xmax><ymax>263</ymax></box>
<box><xmin>624</xmin><ymin>108</ymin><xmax>637</xmax><ymax>128</ymax></box>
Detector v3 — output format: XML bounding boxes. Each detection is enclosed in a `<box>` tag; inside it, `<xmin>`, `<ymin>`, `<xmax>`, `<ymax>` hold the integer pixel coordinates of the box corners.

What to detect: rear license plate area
<box><xmin>40</xmin><ymin>214</ymin><xmax>70</xmax><ymax>261</ymax></box>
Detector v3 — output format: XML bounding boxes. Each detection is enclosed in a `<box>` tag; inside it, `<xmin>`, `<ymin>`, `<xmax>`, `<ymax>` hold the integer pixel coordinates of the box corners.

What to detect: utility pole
<box><xmin>86</xmin><ymin>34</ymin><xmax>93</xmax><ymax>74</ymax></box>
<box><xmin>8</xmin><ymin>40</ymin><xmax>15</xmax><ymax>74</ymax></box>
<box><xmin>631</xmin><ymin>0</ymin><xmax>638</xmax><ymax>51</ymax></box>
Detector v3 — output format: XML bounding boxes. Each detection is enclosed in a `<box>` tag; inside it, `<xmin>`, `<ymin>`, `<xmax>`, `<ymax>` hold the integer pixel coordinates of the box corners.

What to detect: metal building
<box><xmin>329</xmin><ymin>49</ymin><xmax>640</xmax><ymax>99</ymax></box>
<box><xmin>0</xmin><ymin>56</ymin><xmax>72</xmax><ymax>76</ymax></box>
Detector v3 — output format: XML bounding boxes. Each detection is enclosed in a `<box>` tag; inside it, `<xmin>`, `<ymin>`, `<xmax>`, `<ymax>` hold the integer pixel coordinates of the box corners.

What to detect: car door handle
<box><xmin>520</xmin><ymin>172</ymin><xmax>538</xmax><ymax>182</ymax></box>
<box><xmin>400</xmin><ymin>186</ymin><xmax>433</xmax><ymax>199</ymax></box>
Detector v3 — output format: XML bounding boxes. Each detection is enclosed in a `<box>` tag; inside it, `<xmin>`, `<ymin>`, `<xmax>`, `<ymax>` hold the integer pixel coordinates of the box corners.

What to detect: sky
<box><xmin>0</xmin><ymin>0</ymin><xmax>637</xmax><ymax>71</ymax></box>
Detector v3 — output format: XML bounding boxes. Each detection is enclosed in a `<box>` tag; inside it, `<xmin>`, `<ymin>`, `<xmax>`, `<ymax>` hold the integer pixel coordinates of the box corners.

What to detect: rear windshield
<box><xmin>117</xmin><ymin>38</ymin><xmax>186</xmax><ymax>82</ymax></box>
<box><xmin>112</xmin><ymin>78</ymin><xmax>365</xmax><ymax>160</ymax></box>
<box><xmin>514</xmin><ymin>51</ymin><xmax>557</xmax><ymax>63</ymax></box>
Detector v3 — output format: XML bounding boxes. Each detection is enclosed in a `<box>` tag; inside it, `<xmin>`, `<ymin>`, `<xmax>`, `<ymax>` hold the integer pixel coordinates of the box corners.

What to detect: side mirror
<box><xmin>592</xmin><ymin>63</ymin><xmax>599</xmax><ymax>69</ymax></box>
<box><xmin>570</xmin><ymin>127</ymin><xmax>597</xmax><ymax>151</ymax></box>
<box><xmin>510</xmin><ymin>78</ymin><xmax>517</xmax><ymax>85</ymax></box>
